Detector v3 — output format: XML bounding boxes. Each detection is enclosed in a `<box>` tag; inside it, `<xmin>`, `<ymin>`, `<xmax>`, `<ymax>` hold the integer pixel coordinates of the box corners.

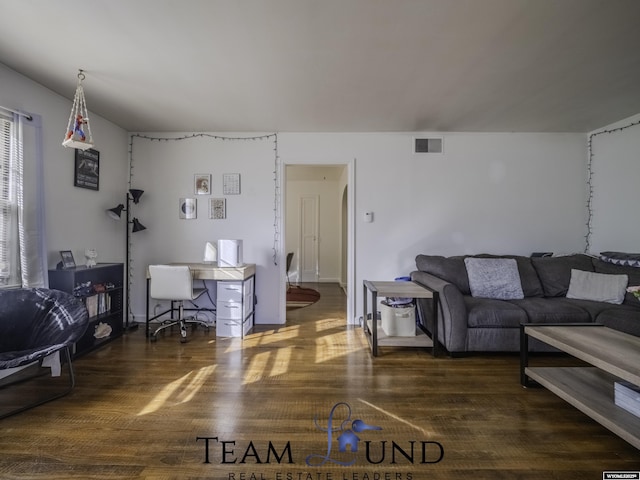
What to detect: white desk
<box><xmin>145</xmin><ymin>262</ymin><xmax>256</xmax><ymax>338</ymax></box>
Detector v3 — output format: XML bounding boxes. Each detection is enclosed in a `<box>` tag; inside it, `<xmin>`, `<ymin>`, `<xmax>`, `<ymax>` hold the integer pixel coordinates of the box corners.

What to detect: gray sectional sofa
<box><xmin>410</xmin><ymin>253</ymin><xmax>640</xmax><ymax>355</ymax></box>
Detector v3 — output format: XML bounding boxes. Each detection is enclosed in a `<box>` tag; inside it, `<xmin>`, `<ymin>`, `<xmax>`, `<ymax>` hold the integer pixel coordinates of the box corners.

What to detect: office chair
<box><xmin>286</xmin><ymin>252</ymin><xmax>294</xmax><ymax>291</ymax></box>
<box><xmin>148</xmin><ymin>265</ymin><xmax>210</xmax><ymax>343</ymax></box>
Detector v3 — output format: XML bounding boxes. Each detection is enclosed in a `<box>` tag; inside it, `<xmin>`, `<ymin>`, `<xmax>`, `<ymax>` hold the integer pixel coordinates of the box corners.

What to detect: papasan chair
<box><xmin>0</xmin><ymin>288</ymin><xmax>89</xmax><ymax>419</ymax></box>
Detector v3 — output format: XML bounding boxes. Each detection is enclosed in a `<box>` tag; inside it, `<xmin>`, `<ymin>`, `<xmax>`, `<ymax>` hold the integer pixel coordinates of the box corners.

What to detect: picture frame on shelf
<box><xmin>60</xmin><ymin>250</ymin><xmax>76</xmax><ymax>269</ymax></box>
<box><xmin>74</xmin><ymin>148</ymin><xmax>100</xmax><ymax>191</ymax></box>
<box><xmin>194</xmin><ymin>174</ymin><xmax>211</xmax><ymax>195</ymax></box>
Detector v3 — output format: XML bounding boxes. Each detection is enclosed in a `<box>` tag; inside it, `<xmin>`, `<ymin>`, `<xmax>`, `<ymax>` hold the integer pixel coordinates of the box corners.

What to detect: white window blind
<box><xmin>0</xmin><ymin>114</ymin><xmax>19</xmax><ymax>287</ymax></box>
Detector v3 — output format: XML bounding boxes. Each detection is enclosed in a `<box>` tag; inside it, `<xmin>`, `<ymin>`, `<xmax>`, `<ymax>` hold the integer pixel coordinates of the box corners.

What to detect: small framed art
<box><xmin>60</xmin><ymin>250</ymin><xmax>76</xmax><ymax>269</ymax></box>
<box><xmin>179</xmin><ymin>198</ymin><xmax>197</xmax><ymax>219</ymax></box>
<box><xmin>74</xmin><ymin>148</ymin><xmax>100</xmax><ymax>190</ymax></box>
<box><xmin>209</xmin><ymin>198</ymin><xmax>226</xmax><ymax>219</ymax></box>
<box><xmin>194</xmin><ymin>174</ymin><xmax>211</xmax><ymax>195</ymax></box>
<box><xmin>222</xmin><ymin>173</ymin><xmax>241</xmax><ymax>195</ymax></box>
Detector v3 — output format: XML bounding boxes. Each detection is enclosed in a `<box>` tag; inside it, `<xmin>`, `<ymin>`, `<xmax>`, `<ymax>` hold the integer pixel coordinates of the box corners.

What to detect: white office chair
<box><xmin>148</xmin><ymin>265</ymin><xmax>210</xmax><ymax>343</ymax></box>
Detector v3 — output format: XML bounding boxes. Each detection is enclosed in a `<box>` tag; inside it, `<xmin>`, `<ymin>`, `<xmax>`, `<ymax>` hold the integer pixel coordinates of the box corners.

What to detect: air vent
<box><xmin>414</xmin><ymin>137</ymin><xmax>443</xmax><ymax>154</ymax></box>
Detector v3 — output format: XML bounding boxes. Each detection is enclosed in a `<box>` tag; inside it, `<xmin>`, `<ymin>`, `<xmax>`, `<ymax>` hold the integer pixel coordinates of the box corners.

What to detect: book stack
<box><xmin>614</xmin><ymin>380</ymin><xmax>640</xmax><ymax>417</ymax></box>
<box><xmin>84</xmin><ymin>293</ymin><xmax>111</xmax><ymax>318</ymax></box>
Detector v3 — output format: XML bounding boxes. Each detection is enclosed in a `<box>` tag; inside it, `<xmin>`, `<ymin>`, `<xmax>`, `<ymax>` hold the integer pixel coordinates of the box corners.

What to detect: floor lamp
<box><xmin>107</xmin><ymin>189</ymin><xmax>146</xmax><ymax>332</ymax></box>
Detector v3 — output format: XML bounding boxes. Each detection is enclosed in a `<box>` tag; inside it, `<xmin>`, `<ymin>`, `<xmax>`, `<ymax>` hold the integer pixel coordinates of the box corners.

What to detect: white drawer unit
<box><xmin>216</xmin><ymin>276</ymin><xmax>255</xmax><ymax>337</ymax></box>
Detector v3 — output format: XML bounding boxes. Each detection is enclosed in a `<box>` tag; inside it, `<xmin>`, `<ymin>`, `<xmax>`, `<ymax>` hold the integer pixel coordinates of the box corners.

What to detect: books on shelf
<box><xmin>84</xmin><ymin>292</ymin><xmax>111</xmax><ymax>318</ymax></box>
<box><xmin>614</xmin><ymin>381</ymin><xmax>640</xmax><ymax>417</ymax></box>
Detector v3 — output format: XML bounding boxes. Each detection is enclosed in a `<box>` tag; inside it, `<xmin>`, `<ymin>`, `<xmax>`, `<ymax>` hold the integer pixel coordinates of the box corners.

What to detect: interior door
<box><xmin>300</xmin><ymin>195</ymin><xmax>319</xmax><ymax>282</ymax></box>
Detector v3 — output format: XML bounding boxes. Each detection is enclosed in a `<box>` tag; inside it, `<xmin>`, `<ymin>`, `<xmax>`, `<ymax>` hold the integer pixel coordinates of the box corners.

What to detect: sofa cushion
<box><xmin>512</xmin><ymin>297</ymin><xmax>592</xmax><ymax>324</ymax></box>
<box><xmin>415</xmin><ymin>255</ymin><xmax>470</xmax><ymax>294</ymax></box>
<box><xmin>473</xmin><ymin>254</ymin><xmax>543</xmax><ymax>297</ymax></box>
<box><xmin>597</xmin><ymin>308</ymin><xmax>640</xmax><ymax>337</ymax></box>
<box><xmin>464</xmin><ymin>257</ymin><xmax>524</xmax><ymax>300</ymax></box>
<box><xmin>531</xmin><ymin>254</ymin><xmax>594</xmax><ymax>297</ymax></box>
<box><xmin>593</xmin><ymin>258</ymin><xmax>640</xmax><ymax>305</ymax></box>
<box><xmin>465</xmin><ymin>297</ymin><xmax>528</xmax><ymax>328</ymax></box>
<box><xmin>566</xmin><ymin>269</ymin><xmax>628</xmax><ymax>304</ymax></box>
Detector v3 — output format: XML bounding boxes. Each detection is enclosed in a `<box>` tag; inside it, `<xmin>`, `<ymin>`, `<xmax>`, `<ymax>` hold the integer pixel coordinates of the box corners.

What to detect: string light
<box><xmin>585</xmin><ymin>119</ymin><xmax>640</xmax><ymax>253</ymax></box>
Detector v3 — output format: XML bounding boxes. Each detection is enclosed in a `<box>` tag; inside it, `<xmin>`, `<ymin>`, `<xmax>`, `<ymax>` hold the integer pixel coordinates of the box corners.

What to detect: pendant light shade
<box><xmin>62</xmin><ymin>69</ymin><xmax>94</xmax><ymax>150</ymax></box>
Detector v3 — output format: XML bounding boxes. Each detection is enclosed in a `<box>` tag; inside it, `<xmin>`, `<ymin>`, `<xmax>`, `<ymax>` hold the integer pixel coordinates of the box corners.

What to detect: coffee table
<box><xmin>520</xmin><ymin>323</ymin><xmax>640</xmax><ymax>449</ymax></box>
<box><xmin>363</xmin><ymin>280</ymin><xmax>439</xmax><ymax>357</ymax></box>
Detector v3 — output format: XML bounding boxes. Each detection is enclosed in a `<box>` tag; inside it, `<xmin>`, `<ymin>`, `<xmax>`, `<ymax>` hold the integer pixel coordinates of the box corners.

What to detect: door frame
<box><xmin>280</xmin><ymin>159</ymin><xmax>355</xmax><ymax>325</ymax></box>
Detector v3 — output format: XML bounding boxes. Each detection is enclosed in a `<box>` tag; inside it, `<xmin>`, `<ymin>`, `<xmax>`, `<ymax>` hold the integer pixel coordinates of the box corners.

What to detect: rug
<box><xmin>286</xmin><ymin>286</ymin><xmax>320</xmax><ymax>309</ymax></box>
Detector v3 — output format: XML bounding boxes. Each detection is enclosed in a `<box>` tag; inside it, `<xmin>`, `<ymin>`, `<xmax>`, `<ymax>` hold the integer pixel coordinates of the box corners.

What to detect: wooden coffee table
<box><xmin>520</xmin><ymin>323</ymin><xmax>640</xmax><ymax>449</ymax></box>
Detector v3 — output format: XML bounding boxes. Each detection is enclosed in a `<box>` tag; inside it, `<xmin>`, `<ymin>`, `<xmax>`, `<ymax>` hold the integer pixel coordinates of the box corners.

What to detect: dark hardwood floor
<box><xmin>1</xmin><ymin>282</ymin><xmax>639</xmax><ymax>479</ymax></box>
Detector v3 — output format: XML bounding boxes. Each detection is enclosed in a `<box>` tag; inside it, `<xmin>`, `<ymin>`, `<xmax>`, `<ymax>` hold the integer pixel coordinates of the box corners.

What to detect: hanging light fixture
<box><xmin>62</xmin><ymin>69</ymin><xmax>94</xmax><ymax>150</ymax></box>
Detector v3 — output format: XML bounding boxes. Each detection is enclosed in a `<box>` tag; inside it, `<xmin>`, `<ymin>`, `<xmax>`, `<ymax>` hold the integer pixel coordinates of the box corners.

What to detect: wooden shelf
<box><xmin>526</xmin><ymin>366</ymin><xmax>640</xmax><ymax>450</ymax></box>
<box><xmin>366</xmin><ymin>319</ymin><xmax>433</xmax><ymax>348</ymax></box>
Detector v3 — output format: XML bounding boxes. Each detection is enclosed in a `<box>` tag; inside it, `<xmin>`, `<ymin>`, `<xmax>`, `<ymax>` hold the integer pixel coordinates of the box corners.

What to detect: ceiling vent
<box><xmin>414</xmin><ymin>137</ymin><xmax>443</xmax><ymax>154</ymax></box>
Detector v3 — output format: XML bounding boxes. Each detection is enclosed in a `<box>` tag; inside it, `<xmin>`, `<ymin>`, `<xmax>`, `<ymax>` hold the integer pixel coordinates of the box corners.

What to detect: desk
<box><xmin>363</xmin><ymin>280</ymin><xmax>439</xmax><ymax>357</ymax></box>
<box><xmin>145</xmin><ymin>263</ymin><xmax>256</xmax><ymax>338</ymax></box>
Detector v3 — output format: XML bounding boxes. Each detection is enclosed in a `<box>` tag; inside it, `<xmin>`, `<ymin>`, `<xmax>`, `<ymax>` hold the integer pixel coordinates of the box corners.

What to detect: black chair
<box><xmin>0</xmin><ymin>288</ymin><xmax>89</xmax><ymax>419</ymax></box>
<box><xmin>286</xmin><ymin>252</ymin><xmax>294</xmax><ymax>290</ymax></box>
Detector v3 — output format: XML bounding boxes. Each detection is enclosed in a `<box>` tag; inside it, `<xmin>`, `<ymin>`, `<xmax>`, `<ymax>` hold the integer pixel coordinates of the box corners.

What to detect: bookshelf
<box><xmin>48</xmin><ymin>263</ymin><xmax>124</xmax><ymax>357</ymax></box>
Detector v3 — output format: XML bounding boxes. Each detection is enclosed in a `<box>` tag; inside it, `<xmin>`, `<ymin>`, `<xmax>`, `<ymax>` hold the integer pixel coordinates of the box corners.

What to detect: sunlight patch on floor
<box><xmin>315</xmin><ymin>331</ymin><xmax>365</xmax><ymax>363</ymax></box>
<box><xmin>137</xmin><ymin>365</ymin><xmax>216</xmax><ymax>416</ymax></box>
<box><xmin>358</xmin><ymin>398</ymin><xmax>435</xmax><ymax>436</ymax></box>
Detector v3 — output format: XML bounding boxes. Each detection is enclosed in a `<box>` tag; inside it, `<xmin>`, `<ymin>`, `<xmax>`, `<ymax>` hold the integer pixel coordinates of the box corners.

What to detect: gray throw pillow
<box><xmin>464</xmin><ymin>258</ymin><xmax>524</xmax><ymax>300</ymax></box>
<box><xmin>566</xmin><ymin>269</ymin><xmax>628</xmax><ymax>304</ymax></box>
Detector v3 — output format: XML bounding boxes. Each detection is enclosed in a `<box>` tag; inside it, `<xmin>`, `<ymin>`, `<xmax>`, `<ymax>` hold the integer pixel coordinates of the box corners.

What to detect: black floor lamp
<box><xmin>107</xmin><ymin>189</ymin><xmax>146</xmax><ymax>331</ymax></box>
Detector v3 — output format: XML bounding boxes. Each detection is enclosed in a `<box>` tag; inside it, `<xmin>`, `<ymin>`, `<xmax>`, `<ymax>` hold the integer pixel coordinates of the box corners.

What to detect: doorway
<box><xmin>283</xmin><ymin>163</ymin><xmax>354</xmax><ymax>323</ymax></box>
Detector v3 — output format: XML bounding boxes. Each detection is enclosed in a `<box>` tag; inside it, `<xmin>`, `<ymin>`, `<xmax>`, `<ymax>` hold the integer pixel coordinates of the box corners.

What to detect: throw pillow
<box><xmin>566</xmin><ymin>269</ymin><xmax>628</xmax><ymax>304</ymax></box>
<box><xmin>464</xmin><ymin>258</ymin><xmax>524</xmax><ymax>300</ymax></box>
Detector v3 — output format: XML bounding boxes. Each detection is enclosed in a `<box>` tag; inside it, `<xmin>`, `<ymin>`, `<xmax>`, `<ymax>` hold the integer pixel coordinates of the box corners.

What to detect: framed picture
<box><xmin>209</xmin><ymin>198</ymin><xmax>226</xmax><ymax>219</ymax></box>
<box><xmin>222</xmin><ymin>173</ymin><xmax>241</xmax><ymax>195</ymax></box>
<box><xmin>74</xmin><ymin>148</ymin><xmax>100</xmax><ymax>190</ymax></box>
<box><xmin>194</xmin><ymin>174</ymin><xmax>211</xmax><ymax>195</ymax></box>
<box><xmin>59</xmin><ymin>250</ymin><xmax>76</xmax><ymax>269</ymax></box>
<box><xmin>179</xmin><ymin>198</ymin><xmax>197</xmax><ymax>219</ymax></box>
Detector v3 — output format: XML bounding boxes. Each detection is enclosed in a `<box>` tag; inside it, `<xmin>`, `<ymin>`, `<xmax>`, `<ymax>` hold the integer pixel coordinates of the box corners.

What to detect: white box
<box><xmin>218</xmin><ymin>239</ymin><xmax>243</xmax><ymax>267</ymax></box>
<box><xmin>380</xmin><ymin>302</ymin><xmax>416</xmax><ymax>337</ymax></box>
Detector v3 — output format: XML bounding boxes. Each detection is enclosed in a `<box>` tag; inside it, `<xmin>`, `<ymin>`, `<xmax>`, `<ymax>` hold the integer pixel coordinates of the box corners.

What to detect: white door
<box><xmin>300</xmin><ymin>195</ymin><xmax>319</xmax><ymax>282</ymax></box>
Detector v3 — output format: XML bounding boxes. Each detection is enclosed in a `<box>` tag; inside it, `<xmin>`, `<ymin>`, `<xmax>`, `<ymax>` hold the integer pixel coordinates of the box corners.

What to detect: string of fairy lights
<box><xmin>585</xmin><ymin>119</ymin><xmax>640</xmax><ymax>253</ymax></box>
<box><xmin>127</xmin><ymin>132</ymin><xmax>280</xmax><ymax>321</ymax></box>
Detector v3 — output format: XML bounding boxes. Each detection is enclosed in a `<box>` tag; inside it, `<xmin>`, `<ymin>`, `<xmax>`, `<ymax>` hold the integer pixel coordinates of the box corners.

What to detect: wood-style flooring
<box><xmin>1</xmin><ymin>282</ymin><xmax>639</xmax><ymax>479</ymax></box>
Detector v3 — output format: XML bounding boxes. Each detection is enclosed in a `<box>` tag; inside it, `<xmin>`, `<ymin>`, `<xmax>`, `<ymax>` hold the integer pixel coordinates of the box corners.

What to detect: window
<box><xmin>0</xmin><ymin>114</ymin><xmax>19</xmax><ymax>287</ymax></box>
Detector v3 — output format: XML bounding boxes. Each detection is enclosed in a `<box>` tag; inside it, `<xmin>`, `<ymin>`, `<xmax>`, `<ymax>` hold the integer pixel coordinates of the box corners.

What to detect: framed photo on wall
<box><xmin>222</xmin><ymin>173</ymin><xmax>241</xmax><ymax>195</ymax></box>
<box><xmin>74</xmin><ymin>148</ymin><xmax>100</xmax><ymax>190</ymax></box>
<box><xmin>179</xmin><ymin>198</ymin><xmax>197</xmax><ymax>219</ymax></box>
<box><xmin>194</xmin><ymin>174</ymin><xmax>211</xmax><ymax>195</ymax></box>
<box><xmin>209</xmin><ymin>198</ymin><xmax>226</xmax><ymax>219</ymax></box>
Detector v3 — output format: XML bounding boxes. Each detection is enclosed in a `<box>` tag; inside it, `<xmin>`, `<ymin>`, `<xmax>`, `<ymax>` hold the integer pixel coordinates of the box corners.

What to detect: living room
<box><xmin>1</xmin><ymin>1</ymin><xmax>640</xmax><ymax>477</ymax></box>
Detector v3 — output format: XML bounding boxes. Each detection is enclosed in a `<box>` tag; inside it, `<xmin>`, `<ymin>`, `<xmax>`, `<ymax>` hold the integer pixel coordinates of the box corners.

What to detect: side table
<box><xmin>363</xmin><ymin>280</ymin><xmax>439</xmax><ymax>357</ymax></box>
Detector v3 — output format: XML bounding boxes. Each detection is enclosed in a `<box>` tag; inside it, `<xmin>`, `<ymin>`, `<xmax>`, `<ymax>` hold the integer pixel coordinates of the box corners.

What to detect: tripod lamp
<box><xmin>106</xmin><ymin>189</ymin><xmax>147</xmax><ymax>331</ymax></box>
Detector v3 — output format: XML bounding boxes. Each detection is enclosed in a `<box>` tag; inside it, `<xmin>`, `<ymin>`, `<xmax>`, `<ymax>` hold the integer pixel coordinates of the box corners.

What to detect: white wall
<box><xmin>0</xmin><ymin>63</ymin><xmax>129</xmax><ymax>272</ymax></box>
<box><xmin>279</xmin><ymin>132</ymin><xmax>588</xmax><ymax>322</ymax></box>
<box><xmin>0</xmin><ymin>61</ymin><xmax>592</xmax><ymax>327</ymax></box>
<box><xmin>588</xmin><ymin>113</ymin><xmax>640</xmax><ymax>254</ymax></box>
<box><xmin>126</xmin><ymin>134</ymin><xmax>279</xmax><ymax>324</ymax></box>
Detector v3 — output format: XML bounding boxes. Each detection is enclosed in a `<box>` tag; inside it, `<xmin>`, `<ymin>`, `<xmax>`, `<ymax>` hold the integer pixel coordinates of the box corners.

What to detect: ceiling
<box><xmin>1</xmin><ymin>0</ymin><xmax>640</xmax><ymax>133</ymax></box>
